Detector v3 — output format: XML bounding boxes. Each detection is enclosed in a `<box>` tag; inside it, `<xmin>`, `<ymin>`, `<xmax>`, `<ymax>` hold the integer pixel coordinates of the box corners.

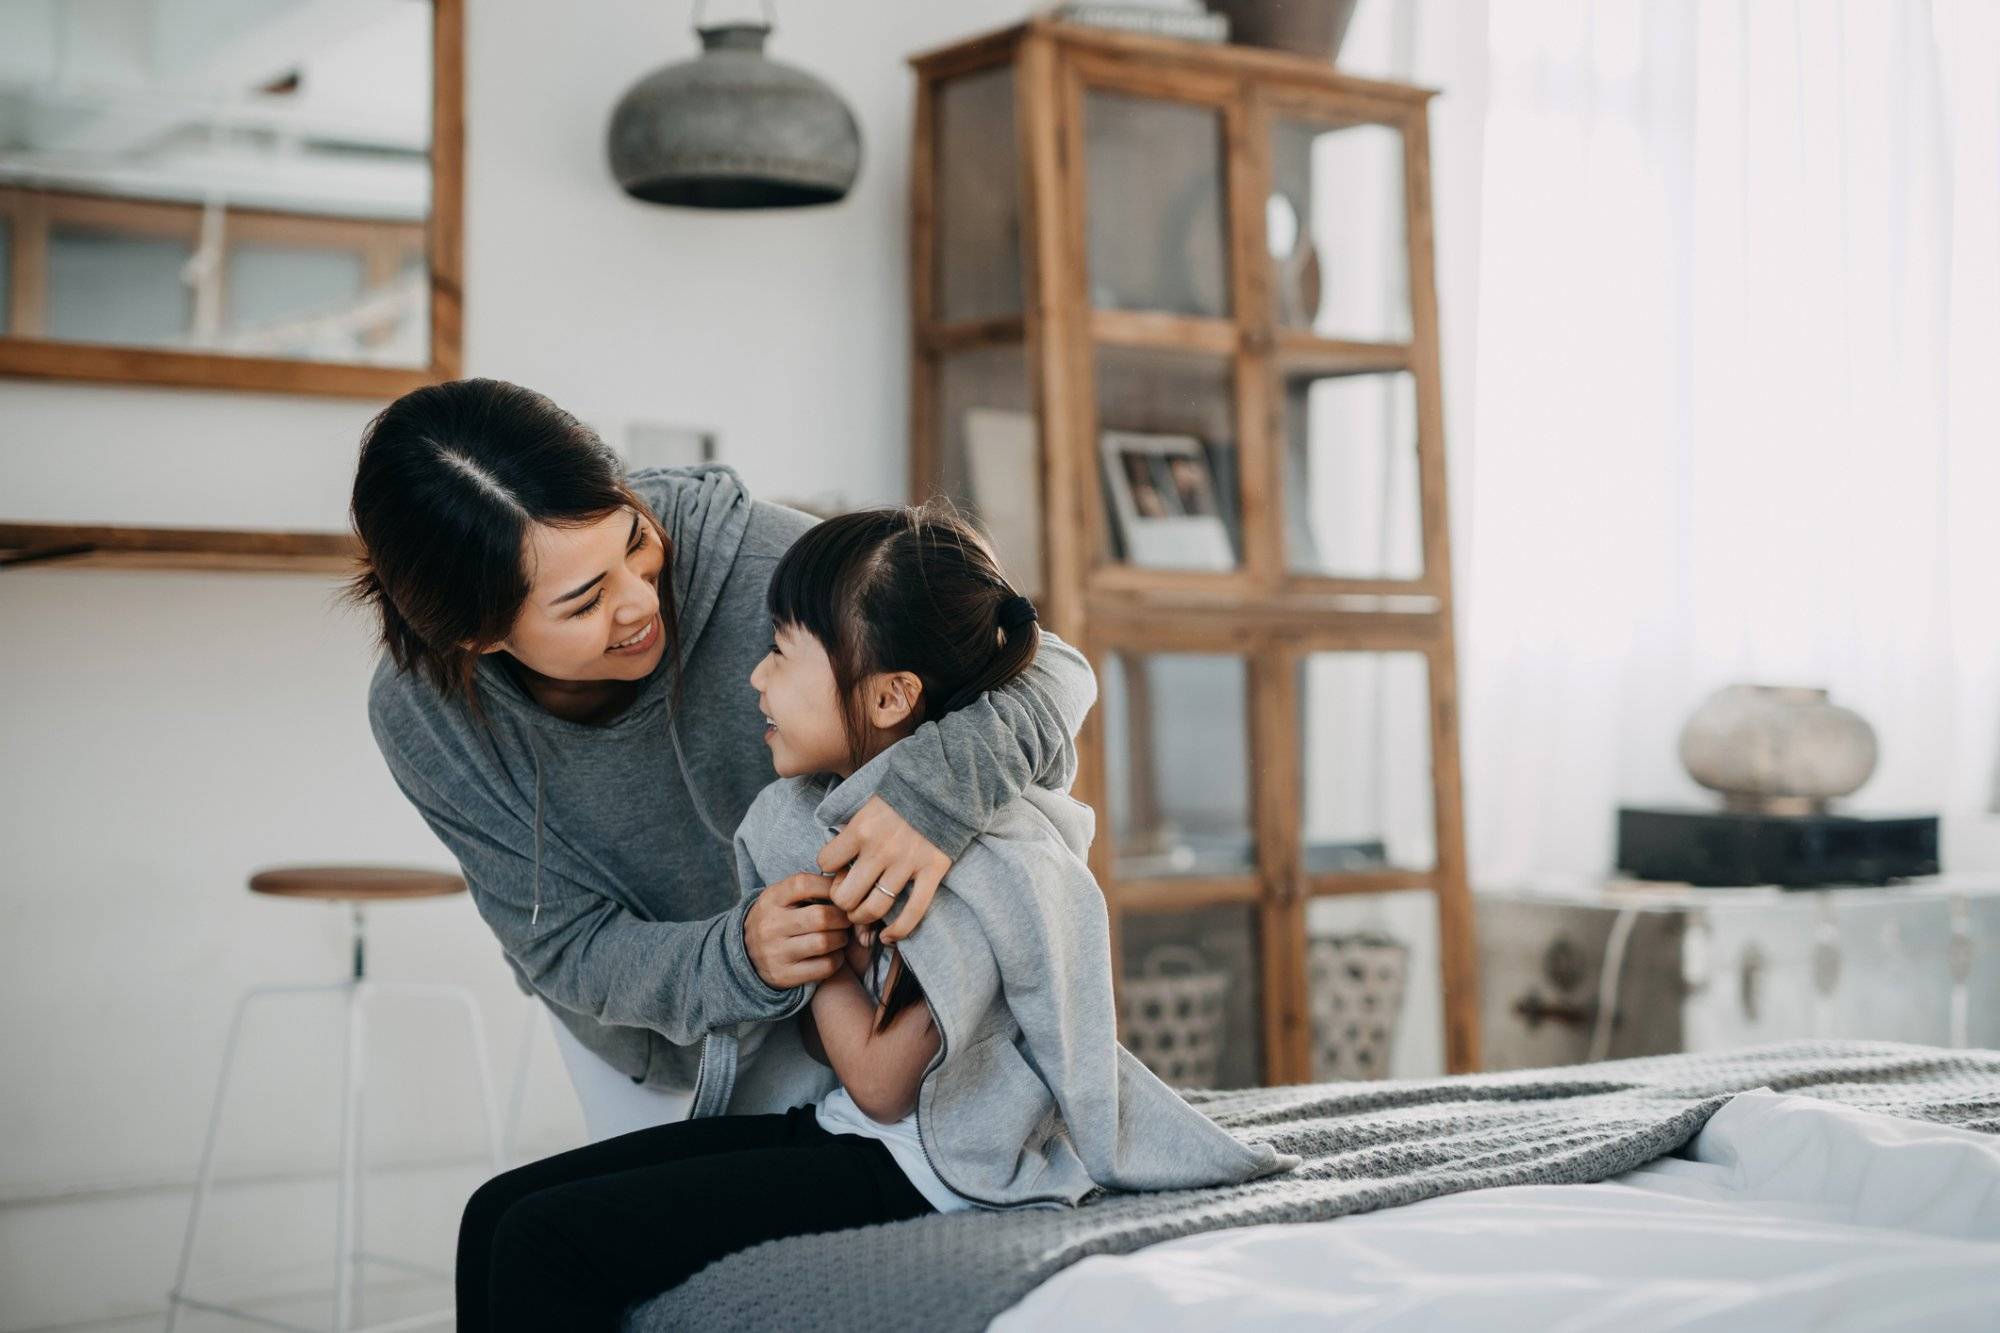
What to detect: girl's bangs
<box><xmin>765</xmin><ymin>519</ymin><xmax>859</xmax><ymax>654</ymax></box>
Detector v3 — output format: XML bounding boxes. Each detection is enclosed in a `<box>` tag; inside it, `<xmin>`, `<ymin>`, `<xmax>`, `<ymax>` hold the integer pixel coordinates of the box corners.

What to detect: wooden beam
<box><xmin>429</xmin><ymin>0</ymin><xmax>466</xmax><ymax>382</ymax></box>
<box><xmin>0</xmin><ymin>523</ymin><xmax>357</xmax><ymax>575</ymax></box>
<box><xmin>920</xmin><ymin>315</ymin><xmax>1027</xmax><ymax>353</ymax></box>
<box><xmin>1111</xmin><ymin>875</ymin><xmax>1264</xmax><ymax>913</ymax></box>
<box><xmin>1274</xmin><ymin>331</ymin><xmax>1414</xmax><ymax>375</ymax></box>
<box><xmin>1090</xmin><ymin>308</ymin><xmax>1239</xmax><ymax>355</ymax></box>
<box><xmin>8</xmin><ymin>192</ymin><xmax>48</xmax><ymax>338</ymax></box>
<box><xmin>908</xmin><ymin>67</ymin><xmax>940</xmax><ymax>509</ymax></box>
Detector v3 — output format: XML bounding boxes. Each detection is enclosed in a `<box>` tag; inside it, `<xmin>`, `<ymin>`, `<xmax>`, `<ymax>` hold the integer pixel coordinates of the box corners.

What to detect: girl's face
<box><xmin>749</xmin><ymin>623</ymin><xmax>854</xmax><ymax>778</ymax></box>
<box><xmin>483</xmin><ymin>506</ymin><xmax>668</xmax><ymax>682</ymax></box>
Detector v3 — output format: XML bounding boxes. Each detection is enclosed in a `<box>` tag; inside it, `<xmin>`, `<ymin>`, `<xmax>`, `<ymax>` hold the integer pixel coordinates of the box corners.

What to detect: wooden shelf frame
<box><xmin>0</xmin><ymin>523</ymin><xmax>359</xmax><ymax>574</ymax></box>
<box><xmin>909</xmin><ymin>21</ymin><xmax>1479</xmax><ymax>1079</ymax></box>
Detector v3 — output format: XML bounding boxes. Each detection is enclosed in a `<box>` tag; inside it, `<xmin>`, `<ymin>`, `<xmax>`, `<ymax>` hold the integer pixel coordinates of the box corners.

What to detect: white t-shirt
<box><xmin>812</xmin><ymin>952</ymin><xmax>976</xmax><ymax>1214</ymax></box>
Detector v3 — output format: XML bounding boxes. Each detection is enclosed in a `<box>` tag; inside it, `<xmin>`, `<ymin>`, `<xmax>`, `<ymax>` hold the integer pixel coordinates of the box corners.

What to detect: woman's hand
<box><xmin>816</xmin><ymin>796</ymin><xmax>952</xmax><ymax>943</ymax></box>
<box><xmin>744</xmin><ymin>872</ymin><xmax>847</xmax><ymax>990</ymax></box>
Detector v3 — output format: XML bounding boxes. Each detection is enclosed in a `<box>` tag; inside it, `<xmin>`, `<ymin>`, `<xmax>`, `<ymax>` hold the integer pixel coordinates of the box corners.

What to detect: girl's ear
<box><xmin>865</xmin><ymin>670</ymin><xmax>924</xmax><ymax>731</ymax></box>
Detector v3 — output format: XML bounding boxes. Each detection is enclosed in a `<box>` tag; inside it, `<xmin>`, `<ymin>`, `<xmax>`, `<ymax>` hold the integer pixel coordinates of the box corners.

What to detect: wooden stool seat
<box><xmin>249</xmin><ymin>865</ymin><xmax>465</xmax><ymax>902</ymax></box>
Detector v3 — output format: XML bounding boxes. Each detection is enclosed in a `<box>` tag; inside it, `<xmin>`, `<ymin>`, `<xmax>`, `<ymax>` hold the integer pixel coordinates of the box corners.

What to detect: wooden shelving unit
<box><xmin>908</xmin><ymin>20</ymin><xmax>1479</xmax><ymax>1082</ymax></box>
<box><xmin>0</xmin><ymin>523</ymin><xmax>358</xmax><ymax>574</ymax></box>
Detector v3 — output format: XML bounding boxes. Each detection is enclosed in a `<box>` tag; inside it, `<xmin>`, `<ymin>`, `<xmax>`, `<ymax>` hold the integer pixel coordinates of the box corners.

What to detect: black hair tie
<box><xmin>998</xmin><ymin>594</ymin><xmax>1038</xmax><ymax>631</ymax></box>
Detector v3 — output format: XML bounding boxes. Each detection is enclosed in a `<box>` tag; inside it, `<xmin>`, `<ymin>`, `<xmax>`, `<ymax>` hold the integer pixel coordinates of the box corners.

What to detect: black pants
<box><xmin>457</xmin><ymin>1104</ymin><xmax>934</xmax><ymax>1332</ymax></box>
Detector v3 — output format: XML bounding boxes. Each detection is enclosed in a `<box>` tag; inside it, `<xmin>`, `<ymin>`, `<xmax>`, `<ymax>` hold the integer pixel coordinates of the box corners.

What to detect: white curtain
<box><xmin>1354</xmin><ymin>0</ymin><xmax>2000</xmax><ymax>888</ymax></box>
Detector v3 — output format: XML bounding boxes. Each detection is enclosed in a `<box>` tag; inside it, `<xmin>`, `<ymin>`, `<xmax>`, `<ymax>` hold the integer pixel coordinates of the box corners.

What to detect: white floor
<box><xmin>33</xmin><ymin>1276</ymin><xmax>452</xmax><ymax>1333</ymax></box>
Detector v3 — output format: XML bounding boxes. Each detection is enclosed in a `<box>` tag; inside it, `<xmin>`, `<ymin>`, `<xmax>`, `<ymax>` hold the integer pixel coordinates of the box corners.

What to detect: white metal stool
<box><xmin>166</xmin><ymin>866</ymin><xmax>504</xmax><ymax>1333</ymax></box>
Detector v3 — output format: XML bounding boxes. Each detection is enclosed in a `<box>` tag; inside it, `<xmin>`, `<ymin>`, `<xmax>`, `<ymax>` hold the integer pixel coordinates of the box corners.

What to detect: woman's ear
<box><xmin>865</xmin><ymin>670</ymin><xmax>924</xmax><ymax>731</ymax></box>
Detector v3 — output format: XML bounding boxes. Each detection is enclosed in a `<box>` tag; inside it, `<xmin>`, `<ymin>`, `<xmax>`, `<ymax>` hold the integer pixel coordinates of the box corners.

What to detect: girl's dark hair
<box><xmin>767</xmin><ymin>502</ymin><xmax>1041</xmax><ymax>774</ymax></box>
<box><xmin>767</xmin><ymin>503</ymin><xmax>1041</xmax><ymax>1031</ymax></box>
<box><xmin>346</xmin><ymin>377</ymin><xmax>678</xmax><ymax>707</ymax></box>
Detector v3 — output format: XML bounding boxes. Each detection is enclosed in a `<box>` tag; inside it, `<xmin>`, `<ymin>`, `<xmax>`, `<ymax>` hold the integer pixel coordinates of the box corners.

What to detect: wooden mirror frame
<box><xmin>0</xmin><ymin>0</ymin><xmax>462</xmax><ymax>399</ymax></box>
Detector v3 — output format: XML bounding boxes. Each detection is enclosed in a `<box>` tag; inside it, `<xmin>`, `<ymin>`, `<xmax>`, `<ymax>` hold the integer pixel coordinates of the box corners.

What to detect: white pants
<box><xmin>548</xmin><ymin>1014</ymin><xmax>693</xmax><ymax>1142</ymax></box>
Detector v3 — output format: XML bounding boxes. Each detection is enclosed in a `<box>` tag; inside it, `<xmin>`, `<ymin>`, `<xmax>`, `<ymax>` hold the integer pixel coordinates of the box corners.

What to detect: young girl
<box><xmin>456</xmin><ymin>505</ymin><xmax>1291</xmax><ymax>1331</ymax></box>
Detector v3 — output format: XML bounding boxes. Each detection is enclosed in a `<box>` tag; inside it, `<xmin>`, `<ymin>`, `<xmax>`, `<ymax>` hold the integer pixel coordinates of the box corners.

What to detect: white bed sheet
<box><xmin>993</xmin><ymin>1091</ymin><xmax>2000</xmax><ymax>1332</ymax></box>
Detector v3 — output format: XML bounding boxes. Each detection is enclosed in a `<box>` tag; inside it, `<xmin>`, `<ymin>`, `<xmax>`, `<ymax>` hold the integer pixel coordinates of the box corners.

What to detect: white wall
<box><xmin>0</xmin><ymin>3</ymin><xmax>1027</xmax><ymax>1328</ymax></box>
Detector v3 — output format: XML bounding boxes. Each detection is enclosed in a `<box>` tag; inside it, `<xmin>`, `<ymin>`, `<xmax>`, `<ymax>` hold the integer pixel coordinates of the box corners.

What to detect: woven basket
<box><xmin>1307</xmin><ymin>931</ymin><xmax>1409</xmax><ymax>1081</ymax></box>
<box><xmin>1119</xmin><ymin>944</ymin><xmax>1230</xmax><ymax>1088</ymax></box>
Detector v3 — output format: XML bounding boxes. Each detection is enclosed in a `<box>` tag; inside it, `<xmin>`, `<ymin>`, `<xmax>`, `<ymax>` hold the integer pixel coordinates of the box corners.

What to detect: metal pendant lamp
<box><xmin>607</xmin><ymin>0</ymin><xmax>862</xmax><ymax>209</ymax></box>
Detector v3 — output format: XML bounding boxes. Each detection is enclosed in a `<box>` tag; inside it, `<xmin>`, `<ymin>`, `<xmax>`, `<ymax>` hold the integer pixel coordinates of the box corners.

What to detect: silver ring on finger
<box><xmin>869</xmin><ymin>883</ymin><xmax>899</xmax><ymax>902</ymax></box>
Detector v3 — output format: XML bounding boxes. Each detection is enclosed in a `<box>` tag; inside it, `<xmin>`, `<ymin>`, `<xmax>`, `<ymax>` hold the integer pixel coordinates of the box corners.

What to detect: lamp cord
<box><xmin>691</xmin><ymin>0</ymin><xmax>776</xmax><ymax>29</ymax></box>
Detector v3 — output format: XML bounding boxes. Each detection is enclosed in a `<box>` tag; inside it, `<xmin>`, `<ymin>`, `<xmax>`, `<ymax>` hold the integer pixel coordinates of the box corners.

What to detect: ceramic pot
<box><xmin>1208</xmin><ymin>0</ymin><xmax>1361</xmax><ymax>59</ymax></box>
<box><xmin>607</xmin><ymin>23</ymin><xmax>861</xmax><ymax>209</ymax></box>
<box><xmin>1678</xmin><ymin>684</ymin><xmax>1877</xmax><ymax>815</ymax></box>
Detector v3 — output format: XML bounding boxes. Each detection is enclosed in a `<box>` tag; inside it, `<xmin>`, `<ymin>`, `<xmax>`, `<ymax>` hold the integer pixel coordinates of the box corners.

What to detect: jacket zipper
<box><xmin>686</xmin><ymin>1034</ymin><xmax>712</xmax><ymax>1119</ymax></box>
<box><xmin>897</xmin><ymin>950</ymin><xmax>1072</xmax><ymax>1212</ymax></box>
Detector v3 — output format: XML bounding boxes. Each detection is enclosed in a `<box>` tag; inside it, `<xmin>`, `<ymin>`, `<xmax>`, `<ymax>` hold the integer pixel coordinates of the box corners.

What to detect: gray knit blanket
<box><xmin>628</xmin><ymin>1040</ymin><xmax>2000</xmax><ymax>1332</ymax></box>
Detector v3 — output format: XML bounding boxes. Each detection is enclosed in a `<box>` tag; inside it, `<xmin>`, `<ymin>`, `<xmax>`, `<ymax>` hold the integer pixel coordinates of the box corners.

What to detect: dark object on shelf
<box><xmin>1208</xmin><ymin>0</ymin><xmax>1360</xmax><ymax>59</ymax></box>
<box><xmin>607</xmin><ymin>11</ymin><xmax>861</xmax><ymax>209</ymax></box>
<box><xmin>1616</xmin><ymin>806</ymin><xmax>1940</xmax><ymax>888</ymax></box>
<box><xmin>1303</xmin><ymin>838</ymin><xmax>1389</xmax><ymax>874</ymax></box>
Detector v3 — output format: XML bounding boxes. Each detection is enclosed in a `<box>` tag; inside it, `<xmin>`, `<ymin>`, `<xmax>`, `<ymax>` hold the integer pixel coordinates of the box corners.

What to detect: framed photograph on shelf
<box><xmin>1098</xmin><ymin>430</ymin><xmax>1236</xmax><ymax>571</ymax></box>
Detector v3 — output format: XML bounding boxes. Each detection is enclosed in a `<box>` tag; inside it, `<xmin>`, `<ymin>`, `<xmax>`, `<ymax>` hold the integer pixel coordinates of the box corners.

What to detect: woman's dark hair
<box><xmin>767</xmin><ymin>502</ymin><xmax>1041</xmax><ymax>774</ymax></box>
<box><xmin>347</xmin><ymin>377</ymin><xmax>678</xmax><ymax>706</ymax></box>
<box><xmin>767</xmin><ymin>503</ymin><xmax>1040</xmax><ymax>1030</ymax></box>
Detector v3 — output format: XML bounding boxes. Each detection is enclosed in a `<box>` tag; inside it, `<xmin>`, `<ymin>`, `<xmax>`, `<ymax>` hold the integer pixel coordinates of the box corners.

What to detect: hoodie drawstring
<box><xmin>671</xmin><ymin>714</ymin><xmax>734</xmax><ymax>849</ymax></box>
<box><xmin>527</xmin><ymin>730</ymin><xmax>546</xmax><ymax>927</ymax></box>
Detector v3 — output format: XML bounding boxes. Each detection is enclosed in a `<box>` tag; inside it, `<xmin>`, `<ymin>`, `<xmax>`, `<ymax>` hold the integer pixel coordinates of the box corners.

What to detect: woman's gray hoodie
<box><xmin>706</xmin><ymin>752</ymin><xmax>1299</xmax><ymax>1208</ymax></box>
<box><xmin>368</xmin><ymin>465</ymin><xmax>1097</xmax><ymax>1090</ymax></box>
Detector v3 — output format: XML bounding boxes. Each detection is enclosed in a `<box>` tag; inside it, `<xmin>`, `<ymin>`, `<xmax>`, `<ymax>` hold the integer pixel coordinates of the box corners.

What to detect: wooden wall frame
<box><xmin>0</xmin><ymin>0</ymin><xmax>462</xmax><ymax>399</ymax></box>
<box><xmin>909</xmin><ymin>19</ymin><xmax>1480</xmax><ymax>1078</ymax></box>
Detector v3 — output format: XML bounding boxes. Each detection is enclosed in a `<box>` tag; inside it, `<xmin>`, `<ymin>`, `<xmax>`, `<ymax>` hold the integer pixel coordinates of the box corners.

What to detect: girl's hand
<box><xmin>840</xmin><ymin>926</ymin><xmax>873</xmax><ymax>980</ymax></box>
<box><xmin>817</xmin><ymin>796</ymin><xmax>951</xmax><ymax>943</ymax></box>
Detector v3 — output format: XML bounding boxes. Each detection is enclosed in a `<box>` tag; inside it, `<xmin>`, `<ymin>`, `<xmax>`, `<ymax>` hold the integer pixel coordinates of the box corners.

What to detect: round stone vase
<box><xmin>1678</xmin><ymin>684</ymin><xmax>1878</xmax><ymax>815</ymax></box>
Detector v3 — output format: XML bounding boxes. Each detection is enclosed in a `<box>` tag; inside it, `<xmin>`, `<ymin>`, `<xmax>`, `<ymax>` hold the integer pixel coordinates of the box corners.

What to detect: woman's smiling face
<box><xmin>483</xmin><ymin>506</ymin><xmax>668</xmax><ymax>682</ymax></box>
<box><xmin>749</xmin><ymin>623</ymin><xmax>853</xmax><ymax>777</ymax></box>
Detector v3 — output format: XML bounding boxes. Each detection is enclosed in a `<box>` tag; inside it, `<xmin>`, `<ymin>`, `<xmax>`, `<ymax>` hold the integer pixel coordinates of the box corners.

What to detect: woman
<box><xmin>350</xmin><ymin>378</ymin><xmax>1095</xmax><ymax>1138</ymax></box>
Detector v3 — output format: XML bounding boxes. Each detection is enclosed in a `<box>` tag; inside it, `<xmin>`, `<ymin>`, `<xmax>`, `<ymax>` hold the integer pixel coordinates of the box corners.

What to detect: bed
<box><xmin>628</xmin><ymin>1041</ymin><xmax>2000</xmax><ymax>1332</ymax></box>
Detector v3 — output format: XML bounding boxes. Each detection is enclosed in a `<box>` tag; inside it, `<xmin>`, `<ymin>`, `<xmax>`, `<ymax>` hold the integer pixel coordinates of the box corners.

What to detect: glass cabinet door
<box><xmin>934</xmin><ymin>65</ymin><xmax>1022</xmax><ymax>324</ymax></box>
<box><xmin>1282</xmin><ymin>367</ymin><xmax>1424</xmax><ymax>582</ymax></box>
<box><xmin>1120</xmin><ymin>905</ymin><xmax>1264</xmax><ymax>1089</ymax></box>
<box><xmin>1300</xmin><ymin>649</ymin><xmax>1435</xmax><ymax>875</ymax></box>
<box><xmin>934</xmin><ymin>343</ymin><xmax>1040</xmax><ymax>597</ymax></box>
<box><xmin>1305</xmin><ymin>891</ymin><xmax>1444</xmax><ymax>1079</ymax></box>
<box><xmin>1094</xmin><ymin>345</ymin><xmax>1243</xmax><ymax>572</ymax></box>
<box><xmin>1083</xmin><ymin>90</ymin><xmax>1230</xmax><ymax>318</ymax></box>
<box><xmin>1266</xmin><ymin>114</ymin><xmax>1409</xmax><ymax>342</ymax></box>
<box><xmin>1102</xmin><ymin>650</ymin><xmax>1255</xmax><ymax>879</ymax></box>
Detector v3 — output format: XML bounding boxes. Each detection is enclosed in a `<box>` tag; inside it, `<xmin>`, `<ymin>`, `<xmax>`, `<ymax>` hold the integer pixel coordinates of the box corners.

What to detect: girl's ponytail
<box><xmin>937</xmin><ymin>595</ymin><xmax>1040</xmax><ymax>717</ymax></box>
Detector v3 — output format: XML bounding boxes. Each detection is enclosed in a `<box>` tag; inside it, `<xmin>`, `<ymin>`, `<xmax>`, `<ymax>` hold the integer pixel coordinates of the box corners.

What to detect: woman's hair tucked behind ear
<box><xmin>766</xmin><ymin>501</ymin><xmax>1040</xmax><ymax>773</ymax></box>
<box><xmin>346</xmin><ymin>377</ymin><xmax>679</xmax><ymax>709</ymax></box>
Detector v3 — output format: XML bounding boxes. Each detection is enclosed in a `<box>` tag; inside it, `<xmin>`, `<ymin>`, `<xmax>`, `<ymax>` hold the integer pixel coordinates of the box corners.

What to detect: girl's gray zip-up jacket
<box><xmin>702</xmin><ymin>752</ymin><xmax>1300</xmax><ymax>1208</ymax></box>
<box><xmin>368</xmin><ymin>465</ymin><xmax>1098</xmax><ymax>1091</ymax></box>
